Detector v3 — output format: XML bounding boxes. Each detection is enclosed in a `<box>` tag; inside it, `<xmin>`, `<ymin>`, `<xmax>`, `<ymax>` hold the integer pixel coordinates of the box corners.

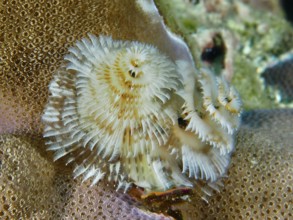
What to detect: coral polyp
<box><xmin>42</xmin><ymin>34</ymin><xmax>241</xmax><ymax>195</ymax></box>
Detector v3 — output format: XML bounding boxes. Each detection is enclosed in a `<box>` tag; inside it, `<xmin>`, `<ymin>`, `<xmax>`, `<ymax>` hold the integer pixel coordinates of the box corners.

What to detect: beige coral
<box><xmin>0</xmin><ymin>135</ymin><xmax>173</xmax><ymax>220</ymax></box>
<box><xmin>1</xmin><ymin>109</ymin><xmax>292</xmax><ymax>219</ymax></box>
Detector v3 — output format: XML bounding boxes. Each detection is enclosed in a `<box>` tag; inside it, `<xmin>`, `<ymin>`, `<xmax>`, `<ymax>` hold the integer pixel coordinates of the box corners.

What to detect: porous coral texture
<box><xmin>0</xmin><ymin>135</ymin><xmax>59</xmax><ymax>219</ymax></box>
<box><xmin>0</xmin><ymin>135</ymin><xmax>172</xmax><ymax>220</ymax></box>
<box><xmin>1</xmin><ymin>109</ymin><xmax>291</xmax><ymax>219</ymax></box>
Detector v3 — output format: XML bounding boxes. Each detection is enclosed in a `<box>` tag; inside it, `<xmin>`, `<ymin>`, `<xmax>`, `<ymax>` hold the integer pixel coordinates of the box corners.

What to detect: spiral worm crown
<box><xmin>42</xmin><ymin>34</ymin><xmax>241</xmax><ymax>194</ymax></box>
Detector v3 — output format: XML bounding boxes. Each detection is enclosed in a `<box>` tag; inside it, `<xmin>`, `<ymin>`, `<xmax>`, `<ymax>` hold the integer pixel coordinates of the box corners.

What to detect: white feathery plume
<box><xmin>42</xmin><ymin>35</ymin><xmax>185</xmax><ymax>192</ymax></box>
<box><xmin>175</xmin><ymin>61</ymin><xmax>241</xmax><ymax>155</ymax></box>
<box><xmin>168</xmin><ymin>124</ymin><xmax>231</xmax><ymax>183</ymax></box>
<box><xmin>42</xmin><ymin>35</ymin><xmax>241</xmax><ymax>196</ymax></box>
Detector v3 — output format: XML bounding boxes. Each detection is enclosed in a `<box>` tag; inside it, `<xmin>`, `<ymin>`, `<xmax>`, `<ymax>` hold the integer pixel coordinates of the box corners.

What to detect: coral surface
<box><xmin>0</xmin><ymin>109</ymin><xmax>292</xmax><ymax>219</ymax></box>
<box><xmin>0</xmin><ymin>135</ymin><xmax>172</xmax><ymax>220</ymax></box>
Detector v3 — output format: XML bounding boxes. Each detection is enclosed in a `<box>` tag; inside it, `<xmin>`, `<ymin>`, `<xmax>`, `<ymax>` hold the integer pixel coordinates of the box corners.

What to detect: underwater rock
<box><xmin>155</xmin><ymin>0</ymin><xmax>293</xmax><ymax>109</ymax></box>
<box><xmin>261</xmin><ymin>54</ymin><xmax>293</xmax><ymax>104</ymax></box>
